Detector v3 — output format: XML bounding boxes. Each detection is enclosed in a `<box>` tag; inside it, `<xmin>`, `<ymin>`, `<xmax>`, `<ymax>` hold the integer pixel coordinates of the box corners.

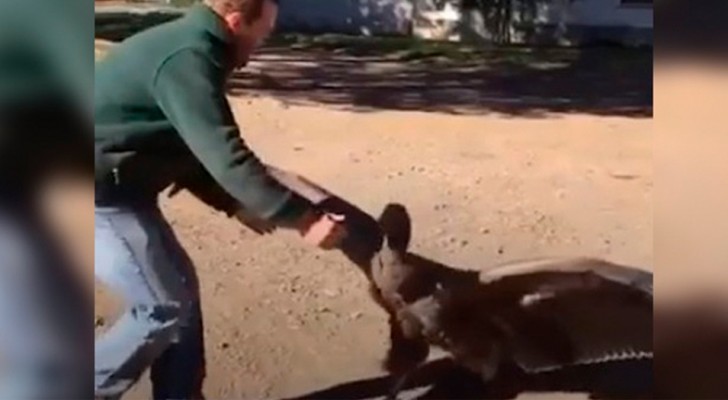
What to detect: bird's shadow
<box><xmin>283</xmin><ymin>357</ymin><xmax>653</xmax><ymax>400</ymax></box>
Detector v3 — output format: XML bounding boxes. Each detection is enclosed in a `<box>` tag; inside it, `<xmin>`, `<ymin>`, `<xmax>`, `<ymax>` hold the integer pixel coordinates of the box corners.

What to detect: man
<box><xmin>94</xmin><ymin>0</ymin><xmax>347</xmax><ymax>398</ymax></box>
<box><xmin>0</xmin><ymin>0</ymin><xmax>94</xmax><ymax>398</ymax></box>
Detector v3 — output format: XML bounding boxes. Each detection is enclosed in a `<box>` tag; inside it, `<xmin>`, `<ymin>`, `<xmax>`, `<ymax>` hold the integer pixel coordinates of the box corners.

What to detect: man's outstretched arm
<box><xmin>153</xmin><ymin>48</ymin><xmax>311</xmax><ymax>226</ymax></box>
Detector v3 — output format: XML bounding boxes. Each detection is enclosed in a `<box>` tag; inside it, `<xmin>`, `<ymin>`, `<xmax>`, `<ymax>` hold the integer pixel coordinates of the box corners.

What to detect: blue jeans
<box><xmin>94</xmin><ymin>204</ymin><xmax>206</xmax><ymax>399</ymax></box>
<box><xmin>0</xmin><ymin>200</ymin><xmax>93</xmax><ymax>399</ymax></box>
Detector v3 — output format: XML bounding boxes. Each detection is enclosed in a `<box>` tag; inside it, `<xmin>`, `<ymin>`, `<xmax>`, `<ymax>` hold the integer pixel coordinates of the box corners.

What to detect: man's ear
<box><xmin>222</xmin><ymin>11</ymin><xmax>244</xmax><ymax>34</ymax></box>
<box><xmin>377</xmin><ymin>203</ymin><xmax>412</xmax><ymax>253</ymax></box>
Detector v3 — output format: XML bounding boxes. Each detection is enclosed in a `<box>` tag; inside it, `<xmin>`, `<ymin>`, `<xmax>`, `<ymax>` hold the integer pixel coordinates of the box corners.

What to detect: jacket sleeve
<box><xmin>152</xmin><ymin>48</ymin><xmax>312</xmax><ymax>224</ymax></box>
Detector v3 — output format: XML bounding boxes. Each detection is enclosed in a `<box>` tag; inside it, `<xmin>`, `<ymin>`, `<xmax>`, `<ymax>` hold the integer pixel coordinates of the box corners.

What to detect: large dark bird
<box><xmin>371</xmin><ymin>203</ymin><xmax>653</xmax><ymax>399</ymax></box>
<box><xmin>189</xmin><ymin>167</ymin><xmax>654</xmax><ymax>399</ymax></box>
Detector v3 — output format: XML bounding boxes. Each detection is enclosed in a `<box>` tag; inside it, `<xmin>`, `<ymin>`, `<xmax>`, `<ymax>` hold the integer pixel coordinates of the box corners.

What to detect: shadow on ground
<box><xmin>285</xmin><ymin>296</ymin><xmax>728</xmax><ymax>400</ymax></box>
<box><xmin>229</xmin><ymin>36</ymin><xmax>653</xmax><ymax>118</ymax></box>
<box><xmin>284</xmin><ymin>357</ymin><xmax>652</xmax><ymax>400</ymax></box>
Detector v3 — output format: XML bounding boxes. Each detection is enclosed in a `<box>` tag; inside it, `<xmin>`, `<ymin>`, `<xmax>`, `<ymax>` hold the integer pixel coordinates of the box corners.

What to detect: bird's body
<box><xmin>371</xmin><ymin>204</ymin><xmax>653</xmax><ymax>399</ymax></box>
<box><xmin>401</xmin><ymin>257</ymin><xmax>653</xmax><ymax>371</ymax></box>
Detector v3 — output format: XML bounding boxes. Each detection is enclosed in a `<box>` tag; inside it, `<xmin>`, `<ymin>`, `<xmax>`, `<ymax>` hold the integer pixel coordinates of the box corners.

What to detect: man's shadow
<box><xmin>283</xmin><ymin>357</ymin><xmax>653</xmax><ymax>400</ymax></box>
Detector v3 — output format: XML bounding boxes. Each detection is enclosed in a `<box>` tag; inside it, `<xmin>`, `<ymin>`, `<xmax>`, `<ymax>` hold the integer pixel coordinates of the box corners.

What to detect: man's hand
<box><xmin>296</xmin><ymin>210</ymin><xmax>348</xmax><ymax>249</ymax></box>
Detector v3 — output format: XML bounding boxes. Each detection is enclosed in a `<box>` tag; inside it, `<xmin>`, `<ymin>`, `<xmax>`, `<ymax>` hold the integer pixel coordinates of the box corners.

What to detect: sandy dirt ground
<box><xmin>77</xmin><ymin>43</ymin><xmax>653</xmax><ymax>399</ymax></box>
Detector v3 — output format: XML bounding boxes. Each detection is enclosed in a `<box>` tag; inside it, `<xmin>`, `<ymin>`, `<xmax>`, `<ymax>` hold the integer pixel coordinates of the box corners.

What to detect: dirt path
<box><xmin>87</xmin><ymin>96</ymin><xmax>650</xmax><ymax>399</ymax></box>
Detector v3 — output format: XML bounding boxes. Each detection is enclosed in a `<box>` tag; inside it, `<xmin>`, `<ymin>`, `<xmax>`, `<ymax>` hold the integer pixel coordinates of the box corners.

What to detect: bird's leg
<box><xmin>386</xmin><ymin>370</ymin><xmax>414</xmax><ymax>400</ymax></box>
<box><xmin>480</xmin><ymin>357</ymin><xmax>499</xmax><ymax>383</ymax></box>
<box><xmin>479</xmin><ymin>342</ymin><xmax>502</xmax><ymax>384</ymax></box>
<box><xmin>450</xmin><ymin>339</ymin><xmax>502</xmax><ymax>386</ymax></box>
<box><xmin>384</xmin><ymin>313</ymin><xmax>429</xmax><ymax>365</ymax></box>
<box><xmin>382</xmin><ymin>310</ymin><xmax>429</xmax><ymax>400</ymax></box>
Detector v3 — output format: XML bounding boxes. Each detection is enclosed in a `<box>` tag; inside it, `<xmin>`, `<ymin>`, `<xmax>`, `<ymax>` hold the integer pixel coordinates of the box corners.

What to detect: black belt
<box><xmin>94</xmin><ymin>147</ymin><xmax>171</xmax><ymax>207</ymax></box>
<box><xmin>95</xmin><ymin>169</ymin><xmax>159</xmax><ymax>207</ymax></box>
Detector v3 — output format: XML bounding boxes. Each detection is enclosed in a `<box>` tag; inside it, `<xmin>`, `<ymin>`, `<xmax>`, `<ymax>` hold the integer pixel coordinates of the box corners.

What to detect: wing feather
<box><xmin>474</xmin><ymin>258</ymin><xmax>652</xmax><ymax>373</ymax></box>
<box><xmin>479</xmin><ymin>257</ymin><xmax>653</xmax><ymax>295</ymax></box>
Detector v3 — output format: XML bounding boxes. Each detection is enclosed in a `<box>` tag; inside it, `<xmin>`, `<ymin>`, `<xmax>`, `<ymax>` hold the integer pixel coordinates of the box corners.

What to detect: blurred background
<box><xmin>94</xmin><ymin>1</ymin><xmax>657</xmax><ymax>399</ymax></box>
<box><xmin>5</xmin><ymin>0</ymin><xmax>727</xmax><ymax>398</ymax></box>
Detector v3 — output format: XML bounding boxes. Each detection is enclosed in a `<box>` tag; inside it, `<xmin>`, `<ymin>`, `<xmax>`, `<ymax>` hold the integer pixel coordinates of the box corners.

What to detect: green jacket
<box><xmin>95</xmin><ymin>4</ymin><xmax>311</xmax><ymax>223</ymax></box>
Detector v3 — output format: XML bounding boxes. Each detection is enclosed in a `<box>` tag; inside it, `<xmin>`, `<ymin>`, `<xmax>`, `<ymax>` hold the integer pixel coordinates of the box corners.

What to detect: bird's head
<box><xmin>370</xmin><ymin>202</ymin><xmax>415</xmax><ymax>302</ymax></box>
<box><xmin>377</xmin><ymin>202</ymin><xmax>412</xmax><ymax>261</ymax></box>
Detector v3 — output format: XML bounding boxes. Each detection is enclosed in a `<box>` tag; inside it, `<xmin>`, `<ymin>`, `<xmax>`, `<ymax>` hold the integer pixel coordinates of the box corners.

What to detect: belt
<box><xmin>95</xmin><ymin>168</ymin><xmax>158</xmax><ymax>207</ymax></box>
<box><xmin>95</xmin><ymin>147</ymin><xmax>171</xmax><ymax>207</ymax></box>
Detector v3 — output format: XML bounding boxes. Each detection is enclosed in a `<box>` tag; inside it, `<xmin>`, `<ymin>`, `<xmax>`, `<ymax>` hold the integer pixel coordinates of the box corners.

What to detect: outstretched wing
<box><xmin>477</xmin><ymin>258</ymin><xmax>652</xmax><ymax>373</ymax></box>
<box><xmin>479</xmin><ymin>257</ymin><xmax>652</xmax><ymax>295</ymax></box>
